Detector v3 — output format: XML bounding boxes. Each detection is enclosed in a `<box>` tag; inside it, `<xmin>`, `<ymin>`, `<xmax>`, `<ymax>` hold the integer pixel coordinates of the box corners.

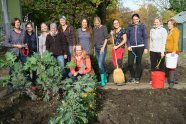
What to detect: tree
<box><xmin>169</xmin><ymin>0</ymin><xmax>186</xmax><ymax>13</ymax></box>
<box><xmin>21</xmin><ymin>0</ymin><xmax>119</xmax><ymax>28</ymax></box>
<box><xmin>161</xmin><ymin>10</ymin><xmax>177</xmax><ymax>23</ymax></box>
<box><xmin>145</xmin><ymin>0</ymin><xmax>186</xmax><ymax>13</ymax></box>
<box><xmin>135</xmin><ymin>4</ymin><xmax>159</xmax><ymax>33</ymax></box>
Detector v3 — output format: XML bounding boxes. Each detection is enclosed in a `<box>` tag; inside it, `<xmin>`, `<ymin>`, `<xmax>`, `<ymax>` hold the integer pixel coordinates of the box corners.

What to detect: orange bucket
<box><xmin>151</xmin><ymin>71</ymin><xmax>165</xmax><ymax>88</ymax></box>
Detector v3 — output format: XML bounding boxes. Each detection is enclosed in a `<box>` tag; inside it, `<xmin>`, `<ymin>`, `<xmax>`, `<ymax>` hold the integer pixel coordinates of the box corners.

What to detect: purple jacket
<box><xmin>126</xmin><ymin>23</ymin><xmax>148</xmax><ymax>49</ymax></box>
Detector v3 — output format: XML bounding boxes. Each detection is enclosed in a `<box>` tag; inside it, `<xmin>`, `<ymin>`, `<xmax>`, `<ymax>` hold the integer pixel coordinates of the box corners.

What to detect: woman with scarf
<box><xmin>46</xmin><ymin>23</ymin><xmax>68</xmax><ymax>77</ymax></box>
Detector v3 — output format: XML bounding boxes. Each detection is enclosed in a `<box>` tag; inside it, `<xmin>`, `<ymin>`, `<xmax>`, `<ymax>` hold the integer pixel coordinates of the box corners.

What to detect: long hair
<box><xmin>81</xmin><ymin>18</ymin><xmax>92</xmax><ymax>33</ymax></box>
<box><xmin>71</xmin><ymin>44</ymin><xmax>87</xmax><ymax>62</ymax></box>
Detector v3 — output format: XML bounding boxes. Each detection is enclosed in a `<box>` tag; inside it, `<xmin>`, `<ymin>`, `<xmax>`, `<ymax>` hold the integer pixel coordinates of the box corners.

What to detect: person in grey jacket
<box><xmin>3</xmin><ymin>17</ymin><xmax>25</xmax><ymax>61</ymax></box>
<box><xmin>150</xmin><ymin>17</ymin><xmax>167</xmax><ymax>74</ymax></box>
<box><xmin>3</xmin><ymin>17</ymin><xmax>25</xmax><ymax>93</ymax></box>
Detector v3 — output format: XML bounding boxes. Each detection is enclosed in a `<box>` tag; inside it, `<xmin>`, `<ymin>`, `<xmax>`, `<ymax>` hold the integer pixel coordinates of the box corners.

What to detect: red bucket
<box><xmin>151</xmin><ymin>71</ymin><xmax>165</xmax><ymax>89</ymax></box>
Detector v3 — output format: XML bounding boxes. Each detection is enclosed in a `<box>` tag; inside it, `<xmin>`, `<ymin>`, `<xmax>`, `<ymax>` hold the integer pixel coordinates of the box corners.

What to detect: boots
<box><xmin>99</xmin><ymin>74</ymin><xmax>106</xmax><ymax>87</ymax></box>
<box><xmin>169</xmin><ymin>71</ymin><xmax>175</xmax><ymax>88</ymax></box>
<box><xmin>104</xmin><ymin>72</ymin><xmax>108</xmax><ymax>83</ymax></box>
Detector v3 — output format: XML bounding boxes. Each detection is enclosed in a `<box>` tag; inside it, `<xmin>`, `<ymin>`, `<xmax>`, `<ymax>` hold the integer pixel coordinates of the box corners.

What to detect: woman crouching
<box><xmin>69</xmin><ymin>45</ymin><xmax>92</xmax><ymax>80</ymax></box>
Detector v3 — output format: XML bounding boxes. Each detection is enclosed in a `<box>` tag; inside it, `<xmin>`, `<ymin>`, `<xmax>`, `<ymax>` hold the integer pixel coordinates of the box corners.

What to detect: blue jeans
<box><xmin>95</xmin><ymin>47</ymin><xmax>107</xmax><ymax>74</ymax></box>
<box><xmin>54</xmin><ymin>55</ymin><xmax>67</xmax><ymax>79</ymax></box>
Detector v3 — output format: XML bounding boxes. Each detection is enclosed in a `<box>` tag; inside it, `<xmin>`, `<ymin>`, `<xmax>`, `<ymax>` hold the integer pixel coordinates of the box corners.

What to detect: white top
<box><xmin>150</xmin><ymin>25</ymin><xmax>167</xmax><ymax>53</ymax></box>
<box><xmin>38</xmin><ymin>34</ymin><xmax>47</xmax><ymax>55</ymax></box>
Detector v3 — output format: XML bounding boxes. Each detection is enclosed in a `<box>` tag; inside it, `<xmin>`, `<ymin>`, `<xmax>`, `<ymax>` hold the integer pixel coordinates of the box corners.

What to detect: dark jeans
<box><xmin>150</xmin><ymin>51</ymin><xmax>165</xmax><ymax>72</ymax></box>
<box><xmin>68</xmin><ymin>72</ymin><xmax>84</xmax><ymax>81</ymax></box>
<box><xmin>95</xmin><ymin>47</ymin><xmax>107</xmax><ymax>74</ymax></box>
<box><xmin>128</xmin><ymin>47</ymin><xmax>144</xmax><ymax>79</ymax></box>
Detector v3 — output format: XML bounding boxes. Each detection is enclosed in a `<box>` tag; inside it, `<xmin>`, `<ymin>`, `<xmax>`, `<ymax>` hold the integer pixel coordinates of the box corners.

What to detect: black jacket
<box><xmin>46</xmin><ymin>32</ymin><xmax>68</xmax><ymax>56</ymax></box>
<box><xmin>24</xmin><ymin>31</ymin><xmax>37</xmax><ymax>55</ymax></box>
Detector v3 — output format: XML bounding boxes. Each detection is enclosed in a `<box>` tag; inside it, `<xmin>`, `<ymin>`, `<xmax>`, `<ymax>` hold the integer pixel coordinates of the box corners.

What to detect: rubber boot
<box><xmin>104</xmin><ymin>72</ymin><xmax>108</xmax><ymax>83</ymax></box>
<box><xmin>99</xmin><ymin>74</ymin><xmax>106</xmax><ymax>87</ymax></box>
<box><xmin>169</xmin><ymin>71</ymin><xmax>175</xmax><ymax>88</ymax></box>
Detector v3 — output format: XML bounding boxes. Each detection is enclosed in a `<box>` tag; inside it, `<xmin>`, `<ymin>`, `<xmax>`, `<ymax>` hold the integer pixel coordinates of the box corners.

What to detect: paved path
<box><xmin>104</xmin><ymin>82</ymin><xmax>186</xmax><ymax>90</ymax></box>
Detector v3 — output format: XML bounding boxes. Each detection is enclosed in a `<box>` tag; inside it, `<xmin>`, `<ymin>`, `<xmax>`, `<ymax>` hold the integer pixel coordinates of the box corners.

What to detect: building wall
<box><xmin>7</xmin><ymin>0</ymin><xmax>22</xmax><ymax>21</ymax></box>
<box><xmin>183</xmin><ymin>23</ymin><xmax>186</xmax><ymax>51</ymax></box>
<box><xmin>0</xmin><ymin>1</ymin><xmax>3</xmax><ymax>23</ymax></box>
<box><xmin>0</xmin><ymin>0</ymin><xmax>22</xmax><ymax>24</ymax></box>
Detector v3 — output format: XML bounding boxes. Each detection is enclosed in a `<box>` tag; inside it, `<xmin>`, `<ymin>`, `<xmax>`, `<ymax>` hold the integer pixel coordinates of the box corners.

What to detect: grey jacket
<box><xmin>3</xmin><ymin>29</ymin><xmax>25</xmax><ymax>56</ymax></box>
<box><xmin>150</xmin><ymin>25</ymin><xmax>167</xmax><ymax>53</ymax></box>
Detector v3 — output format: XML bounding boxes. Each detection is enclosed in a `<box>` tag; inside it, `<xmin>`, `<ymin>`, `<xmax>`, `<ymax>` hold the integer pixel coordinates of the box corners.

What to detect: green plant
<box><xmin>0</xmin><ymin>52</ymin><xmax>31</xmax><ymax>90</ymax></box>
<box><xmin>49</xmin><ymin>74</ymin><xmax>97</xmax><ymax>124</ymax></box>
<box><xmin>24</xmin><ymin>51</ymin><xmax>63</xmax><ymax>101</ymax></box>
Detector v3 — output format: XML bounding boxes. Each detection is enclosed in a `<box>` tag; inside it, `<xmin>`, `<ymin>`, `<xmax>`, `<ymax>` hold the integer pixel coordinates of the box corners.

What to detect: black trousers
<box><xmin>150</xmin><ymin>51</ymin><xmax>165</xmax><ymax>72</ymax></box>
<box><xmin>128</xmin><ymin>47</ymin><xmax>144</xmax><ymax>79</ymax></box>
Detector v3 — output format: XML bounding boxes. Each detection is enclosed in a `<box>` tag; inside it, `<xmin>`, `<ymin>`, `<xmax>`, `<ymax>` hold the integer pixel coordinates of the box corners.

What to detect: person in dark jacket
<box><xmin>24</xmin><ymin>22</ymin><xmax>38</xmax><ymax>86</ymax></box>
<box><xmin>58</xmin><ymin>15</ymin><xmax>75</xmax><ymax>60</ymax></box>
<box><xmin>46</xmin><ymin>23</ymin><xmax>68</xmax><ymax>77</ymax></box>
<box><xmin>126</xmin><ymin>14</ymin><xmax>148</xmax><ymax>84</ymax></box>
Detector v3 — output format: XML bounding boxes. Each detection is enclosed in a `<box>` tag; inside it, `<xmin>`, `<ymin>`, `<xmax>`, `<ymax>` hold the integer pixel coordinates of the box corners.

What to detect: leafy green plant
<box><xmin>0</xmin><ymin>52</ymin><xmax>31</xmax><ymax>90</ymax></box>
<box><xmin>24</xmin><ymin>51</ymin><xmax>63</xmax><ymax>101</ymax></box>
<box><xmin>49</xmin><ymin>74</ymin><xmax>97</xmax><ymax>124</ymax></box>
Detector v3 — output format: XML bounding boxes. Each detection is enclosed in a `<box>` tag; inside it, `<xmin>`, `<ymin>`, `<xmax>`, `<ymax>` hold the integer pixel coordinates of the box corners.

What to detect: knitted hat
<box><xmin>59</xmin><ymin>15</ymin><xmax>66</xmax><ymax>20</ymax></box>
<box><xmin>50</xmin><ymin>23</ymin><xmax>57</xmax><ymax>29</ymax></box>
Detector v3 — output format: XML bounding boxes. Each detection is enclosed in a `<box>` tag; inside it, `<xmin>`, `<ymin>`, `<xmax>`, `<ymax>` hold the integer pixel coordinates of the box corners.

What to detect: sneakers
<box><xmin>135</xmin><ymin>78</ymin><xmax>140</xmax><ymax>84</ymax></box>
<box><xmin>127</xmin><ymin>78</ymin><xmax>140</xmax><ymax>84</ymax></box>
<box><xmin>127</xmin><ymin>78</ymin><xmax>136</xmax><ymax>84</ymax></box>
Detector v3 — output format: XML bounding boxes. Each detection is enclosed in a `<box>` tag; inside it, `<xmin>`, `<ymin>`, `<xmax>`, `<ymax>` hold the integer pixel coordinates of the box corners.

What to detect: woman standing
<box><xmin>93</xmin><ymin>16</ymin><xmax>108</xmax><ymax>86</ymax></box>
<box><xmin>3</xmin><ymin>17</ymin><xmax>25</xmax><ymax>61</ymax></box>
<box><xmin>24</xmin><ymin>22</ymin><xmax>38</xmax><ymax>85</ymax></box>
<box><xmin>127</xmin><ymin>14</ymin><xmax>148</xmax><ymax>84</ymax></box>
<box><xmin>166</xmin><ymin>19</ymin><xmax>180</xmax><ymax>88</ymax></box>
<box><xmin>38</xmin><ymin>22</ymin><xmax>49</xmax><ymax>55</ymax></box>
<box><xmin>46</xmin><ymin>23</ymin><xmax>68</xmax><ymax>77</ymax></box>
<box><xmin>110</xmin><ymin>19</ymin><xmax>127</xmax><ymax>75</ymax></box>
<box><xmin>76</xmin><ymin>18</ymin><xmax>92</xmax><ymax>55</ymax></box>
<box><xmin>3</xmin><ymin>17</ymin><xmax>25</xmax><ymax>92</ymax></box>
<box><xmin>58</xmin><ymin>16</ymin><xmax>75</xmax><ymax>60</ymax></box>
<box><xmin>69</xmin><ymin>45</ymin><xmax>92</xmax><ymax>80</ymax></box>
<box><xmin>150</xmin><ymin>18</ymin><xmax>167</xmax><ymax>72</ymax></box>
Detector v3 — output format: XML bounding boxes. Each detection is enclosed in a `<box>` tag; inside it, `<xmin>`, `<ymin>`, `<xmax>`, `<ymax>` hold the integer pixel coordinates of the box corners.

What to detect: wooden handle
<box><xmin>114</xmin><ymin>48</ymin><xmax>119</xmax><ymax>68</ymax></box>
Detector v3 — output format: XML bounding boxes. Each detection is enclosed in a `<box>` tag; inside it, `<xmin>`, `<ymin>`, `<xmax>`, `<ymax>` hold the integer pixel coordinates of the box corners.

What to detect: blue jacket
<box><xmin>126</xmin><ymin>23</ymin><xmax>148</xmax><ymax>49</ymax></box>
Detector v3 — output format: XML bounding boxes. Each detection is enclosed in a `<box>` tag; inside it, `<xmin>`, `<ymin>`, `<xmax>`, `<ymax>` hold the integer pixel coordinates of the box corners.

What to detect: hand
<box><xmin>73</xmin><ymin>72</ymin><xmax>78</xmax><ymax>76</ymax></box>
<box><xmin>78</xmin><ymin>70</ymin><xmax>83</xmax><ymax>74</ymax></box>
<box><xmin>161</xmin><ymin>53</ymin><xmax>164</xmax><ymax>58</ymax></box>
<box><xmin>113</xmin><ymin>46</ymin><xmax>118</xmax><ymax>50</ymax></box>
<box><xmin>144</xmin><ymin>49</ymin><xmax>148</xmax><ymax>54</ymax></box>
<box><xmin>128</xmin><ymin>47</ymin><xmax>132</xmax><ymax>51</ymax></box>
<box><xmin>100</xmin><ymin>47</ymin><xmax>104</xmax><ymax>54</ymax></box>
<box><xmin>171</xmin><ymin>52</ymin><xmax>176</xmax><ymax>56</ymax></box>
<box><xmin>14</xmin><ymin>44</ymin><xmax>23</xmax><ymax>48</ymax></box>
<box><xmin>110</xmin><ymin>30</ymin><xmax>114</xmax><ymax>35</ymax></box>
<box><xmin>64</xmin><ymin>54</ymin><xmax>68</xmax><ymax>59</ymax></box>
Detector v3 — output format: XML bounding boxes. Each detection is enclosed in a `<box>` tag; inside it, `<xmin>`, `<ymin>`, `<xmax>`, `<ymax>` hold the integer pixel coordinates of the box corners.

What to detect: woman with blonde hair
<box><xmin>93</xmin><ymin>16</ymin><xmax>108</xmax><ymax>86</ymax></box>
<box><xmin>69</xmin><ymin>45</ymin><xmax>92</xmax><ymax>80</ymax></box>
<box><xmin>166</xmin><ymin>19</ymin><xmax>180</xmax><ymax>88</ymax></box>
<box><xmin>149</xmin><ymin>17</ymin><xmax>167</xmax><ymax>83</ymax></box>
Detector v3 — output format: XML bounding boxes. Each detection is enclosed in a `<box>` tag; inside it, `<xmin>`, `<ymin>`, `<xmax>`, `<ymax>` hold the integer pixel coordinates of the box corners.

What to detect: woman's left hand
<box><xmin>100</xmin><ymin>47</ymin><xmax>104</xmax><ymax>54</ymax></box>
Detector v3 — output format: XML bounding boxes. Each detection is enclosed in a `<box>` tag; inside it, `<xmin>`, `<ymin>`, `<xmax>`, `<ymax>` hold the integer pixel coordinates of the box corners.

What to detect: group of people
<box><xmin>3</xmin><ymin>13</ymin><xmax>180</xmax><ymax>89</ymax></box>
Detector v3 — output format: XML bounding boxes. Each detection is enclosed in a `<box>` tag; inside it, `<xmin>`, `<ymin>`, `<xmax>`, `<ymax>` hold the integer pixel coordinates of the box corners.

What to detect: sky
<box><xmin>121</xmin><ymin>0</ymin><xmax>142</xmax><ymax>10</ymax></box>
